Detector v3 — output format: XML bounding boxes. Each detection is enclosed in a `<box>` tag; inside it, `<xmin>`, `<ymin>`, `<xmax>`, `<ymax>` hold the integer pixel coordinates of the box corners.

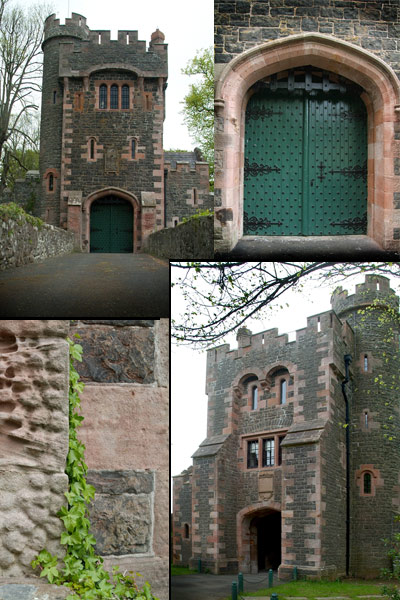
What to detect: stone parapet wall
<box><xmin>0</xmin><ymin>320</ymin><xmax>70</xmax><ymax>577</ymax></box>
<box><xmin>142</xmin><ymin>215</ymin><xmax>213</xmax><ymax>259</ymax></box>
<box><xmin>0</xmin><ymin>214</ymin><xmax>75</xmax><ymax>270</ymax></box>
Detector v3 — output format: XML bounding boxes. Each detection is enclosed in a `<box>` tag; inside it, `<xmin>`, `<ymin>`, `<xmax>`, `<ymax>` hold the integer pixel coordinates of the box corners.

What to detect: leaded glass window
<box><xmin>110</xmin><ymin>84</ymin><xmax>118</xmax><ymax>109</ymax></box>
<box><xmin>122</xmin><ymin>85</ymin><xmax>129</xmax><ymax>109</ymax></box>
<box><xmin>99</xmin><ymin>84</ymin><xmax>107</xmax><ymax>109</ymax></box>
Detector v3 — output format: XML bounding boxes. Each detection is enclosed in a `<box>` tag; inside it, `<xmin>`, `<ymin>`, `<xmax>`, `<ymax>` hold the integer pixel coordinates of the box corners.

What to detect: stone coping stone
<box><xmin>0</xmin><ymin>578</ymin><xmax>70</xmax><ymax>599</ymax></box>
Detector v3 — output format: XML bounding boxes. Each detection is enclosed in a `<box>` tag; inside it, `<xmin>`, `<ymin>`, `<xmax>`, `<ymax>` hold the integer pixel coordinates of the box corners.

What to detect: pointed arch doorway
<box><xmin>214</xmin><ymin>33</ymin><xmax>400</xmax><ymax>253</ymax></box>
<box><xmin>238</xmin><ymin>505</ymin><xmax>282</xmax><ymax>574</ymax></box>
<box><xmin>244</xmin><ymin>68</ymin><xmax>367</xmax><ymax>236</ymax></box>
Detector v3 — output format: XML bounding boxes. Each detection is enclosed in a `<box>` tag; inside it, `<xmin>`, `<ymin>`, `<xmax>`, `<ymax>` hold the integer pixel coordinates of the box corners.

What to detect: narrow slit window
<box><xmin>184</xmin><ymin>523</ymin><xmax>189</xmax><ymax>539</ymax></box>
<box><xmin>364</xmin><ymin>411</ymin><xmax>368</xmax><ymax>429</ymax></box>
<box><xmin>99</xmin><ymin>84</ymin><xmax>107</xmax><ymax>109</ymax></box>
<box><xmin>90</xmin><ymin>139</ymin><xmax>95</xmax><ymax>160</ymax></box>
<box><xmin>110</xmin><ymin>84</ymin><xmax>118</xmax><ymax>109</ymax></box>
<box><xmin>131</xmin><ymin>139</ymin><xmax>136</xmax><ymax>159</ymax></box>
<box><xmin>53</xmin><ymin>90</ymin><xmax>57</xmax><ymax>104</ymax></box>
<box><xmin>193</xmin><ymin>188</ymin><xmax>198</xmax><ymax>205</ymax></box>
<box><xmin>251</xmin><ymin>385</ymin><xmax>258</xmax><ymax>410</ymax></box>
<box><xmin>280</xmin><ymin>379</ymin><xmax>287</xmax><ymax>405</ymax></box>
<box><xmin>317</xmin><ymin>316</ymin><xmax>321</xmax><ymax>332</ymax></box>
<box><xmin>363</xmin><ymin>472</ymin><xmax>372</xmax><ymax>495</ymax></box>
<box><xmin>48</xmin><ymin>173</ymin><xmax>54</xmax><ymax>191</ymax></box>
<box><xmin>122</xmin><ymin>85</ymin><xmax>130</xmax><ymax>109</ymax></box>
<box><xmin>247</xmin><ymin>440</ymin><xmax>258</xmax><ymax>469</ymax></box>
<box><xmin>364</xmin><ymin>354</ymin><xmax>368</xmax><ymax>371</ymax></box>
<box><xmin>262</xmin><ymin>438</ymin><xmax>275</xmax><ymax>467</ymax></box>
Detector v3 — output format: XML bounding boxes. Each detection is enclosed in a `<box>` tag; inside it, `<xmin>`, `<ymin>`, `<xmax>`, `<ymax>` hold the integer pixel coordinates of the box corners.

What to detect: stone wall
<box><xmin>142</xmin><ymin>215</ymin><xmax>213</xmax><ymax>259</ymax></box>
<box><xmin>0</xmin><ymin>212</ymin><xmax>75</xmax><ymax>270</ymax></box>
<box><xmin>164</xmin><ymin>151</ymin><xmax>212</xmax><ymax>227</ymax></box>
<box><xmin>215</xmin><ymin>1</ymin><xmax>400</xmax><ymax>71</ymax></box>
<box><xmin>71</xmin><ymin>320</ymin><xmax>169</xmax><ymax>600</ymax></box>
<box><xmin>0</xmin><ymin>320</ymin><xmax>70</xmax><ymax>577</ymax></box>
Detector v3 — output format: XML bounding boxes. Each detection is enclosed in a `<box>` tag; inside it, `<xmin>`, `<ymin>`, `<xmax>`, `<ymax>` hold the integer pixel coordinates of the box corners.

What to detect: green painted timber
<box><xmin>244</xmin><ymin>87</ymin><xmax>367</xmax><ymax>236</ymax></box>
<box><xmin>90</xmin><ymin>196</ymin><xmax>133</xmax><ymax>252</ymax></box>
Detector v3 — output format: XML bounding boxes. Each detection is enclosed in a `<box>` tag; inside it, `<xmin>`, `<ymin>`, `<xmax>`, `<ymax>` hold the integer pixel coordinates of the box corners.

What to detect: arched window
<box><xmin>251</xmin><ymin>385</ymin><xmax>258</xmax><ymax>410</ymax></box>
<box><xmin>110</xmin><ymin>84</ymin><xmax>118</xmax><ymax>109</ymax></box>
<box><xmin>280</xmin><ymin>379</ymin><xmax>287</xmax><ymax>405</ymax></box>
<box><xmin>99</xmin><ymin>84</ymin><xmax>107</xmax><ymax>109</ymax></box>
<box><xmin>48</xmin><ymin>173</ymin><xmax>54</xmax><ymax>191</ymax></box>
<box><xmin>90</xmin><ymin>138</ymin><xmax>95</xmax><ymax>160</ymax></box>
<box><xmin>122</xmin><ymin>85</ymin><xmax>130</xmax><ymax>109</ymax></box>
<box><xmin>363</xmin><ymin>472</ymin><xmax>372</xmax><ymax>495</ymax></box>
<box><xmin>184</xmin><ymin>523</ymin><xmax>189</xmax><ymax>539</ymax></box>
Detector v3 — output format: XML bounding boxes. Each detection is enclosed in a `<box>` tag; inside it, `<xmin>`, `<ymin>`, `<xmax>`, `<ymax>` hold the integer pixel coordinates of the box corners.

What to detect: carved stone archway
<box><xmin>214</xmin><ymin>33</ymin><xmax>400</xmax><ymax>253</ymax></box>
<box><xmin>82</xmin><ymin>187</ymin><xmax>140</xmax><ymax>253</ymax></box>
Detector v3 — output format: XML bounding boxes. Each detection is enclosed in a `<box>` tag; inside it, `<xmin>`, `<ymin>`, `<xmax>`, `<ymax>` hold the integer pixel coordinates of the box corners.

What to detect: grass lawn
<box><xmin>171</xmin><ymin>565</ymin><xmax>198</xmax><ymax>576</ymax></box>
<box><xmin>243</xmin><ymin>579</ymin><xmax>385</xmax><ymax>598</ymax></box>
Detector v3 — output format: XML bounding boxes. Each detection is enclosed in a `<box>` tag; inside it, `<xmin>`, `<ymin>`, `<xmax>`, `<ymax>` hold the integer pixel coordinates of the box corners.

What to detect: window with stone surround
<box><xmin>247</xmin><ymin>440</ymin><xmax>259</xmax><ymax>468</ymax></box>
<box><xmin>245</xmin><ymin>431</ymin><xmax>287</xmax><ymax>470</ymax></box>
<box><xmin>240</xmin><ymin>374</ymin><xmax>259</xmax><ymax>410</ymax></box>
<box><xmin>251</xmin><ymin>385</ymin><xmax>258</xmax><ymax>410</ymax></box>
<box><xmin>97</xmin><ymin>82</ymin><xmax>133</xmax><ymax>111</ymax></box>
<box><xmin>280</xmin><ymin>379</ymin><xmax>287</xmax><ymax>404</ymax></box>
<box><xmin>364</xmin><ymin>472</ymin><xmax>372</xmax><ymax>495</ymax></box>
<box><xmin>48</xmin><ymin>173</ymin><xmax>54</xmax><ymax>191</ymax></box>
<box><xmin>122</xmin><ymin>85</ymin><xmax>130</xmax><ymax>109</ymax></box>
<box><xmin>184</xmin><ymin>523</ymin><xmax>190</xmax><ymax>539</ymax></box>
<box><xmin>99</xmin><ymin>84</ymin><xmax>107</xmax><ymax>109</ymax></box>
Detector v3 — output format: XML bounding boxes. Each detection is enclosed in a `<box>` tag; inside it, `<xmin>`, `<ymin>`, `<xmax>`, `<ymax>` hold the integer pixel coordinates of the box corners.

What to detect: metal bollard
<box><xmin>232</xmin><ymin>581</ymin><xmax>238</xmax><ymax>600</ymax></box>
<box><xmin>238</xmin><ymin>572</ymin><xmax>243</xmax><ymax>594</ymax></box>
<box><xmin>293</xmin><ymin>566</ymin><xmax>298</xmax><ymax>581</ymax></box>
<box><xmin>268</xmin><ymin>568</ymin><xmax>274</xmax><ymax>588</ymax></box>
<box><xmin>198</xmin><ymin>559</ymin><xmax>202</xmax><ymax>573</ymax></box>
<box><xmin>271</xmin><ymin>593</ymin><xmax>278</xmax><ymax>600</ymax></box>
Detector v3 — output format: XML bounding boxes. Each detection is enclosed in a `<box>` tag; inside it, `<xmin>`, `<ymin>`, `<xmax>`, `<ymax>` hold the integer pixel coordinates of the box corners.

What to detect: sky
<box><xmin>171</xmin><ymin>265</ymin><xmax>400</xmax><ymax>488</ymax></box>
<box><xmin>21</xmin><ymin>0</ymin><xmax>213</xmax><ymax>150</ymax></box>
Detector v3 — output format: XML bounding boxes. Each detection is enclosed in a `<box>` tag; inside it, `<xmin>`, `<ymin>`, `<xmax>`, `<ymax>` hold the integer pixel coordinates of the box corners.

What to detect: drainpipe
<box><xmin>341</xmin><ymin>354</ymin><xmax>352</xmax><ymax>576</ymax></box>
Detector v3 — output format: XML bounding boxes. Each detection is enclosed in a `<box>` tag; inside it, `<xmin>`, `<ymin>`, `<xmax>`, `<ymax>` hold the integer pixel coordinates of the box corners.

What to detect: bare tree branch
<box><xmin>171</xmin><ymin>262</ymin><xmax>400</xmax><ymax>347</ymax></box>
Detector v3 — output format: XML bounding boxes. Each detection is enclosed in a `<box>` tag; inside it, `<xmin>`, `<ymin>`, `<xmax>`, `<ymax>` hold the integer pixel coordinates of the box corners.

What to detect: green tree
<box><xmin>171</xmin><ymin>262</ymin><xmax>400</xmax><ymax>347</ymax></box>
<box><xmin>181</xmin><ymin>47</ymin><xmax>214</xmax><ymax>187</ymax></box>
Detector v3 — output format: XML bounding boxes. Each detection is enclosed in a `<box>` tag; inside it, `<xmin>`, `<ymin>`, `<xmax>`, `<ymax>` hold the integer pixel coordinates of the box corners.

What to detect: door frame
<box><xmin>214</xmin><ymin>33</ymin><xmax>400</xmax><ymax>252</ymax></box>
<box><xmin>83</xmin><ymin>187</ymin><xmax>140</xmax><ymax>253</ymax></box>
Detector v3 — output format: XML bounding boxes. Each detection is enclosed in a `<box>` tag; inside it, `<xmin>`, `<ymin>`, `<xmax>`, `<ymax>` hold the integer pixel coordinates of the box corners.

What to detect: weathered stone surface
<box><xmin>89</xmin><ymin>494</ymin><xmax>152</xmax><ymax>555</ymax></box>
<box><xmin>79</xmin><ymin>385</ymin><xmax>168</xmax><ymax>471</ymax></box>
<box><xmin>78</xmin><ymin>320</ymin><xmax>154</xmax><ymax>327</ymax></box>
<box><xmin>154</xmin><ymin>319</ymin><xmax>168</xmax><ymax>388</ymax></box>
<box><xmin>0</xmin><ymin>322</ymin><xmax>69</xmax><ymax>576</ymax></box>
<box><xmin>0</xmin><ymin>216</ymin><xmax>75</xmax><ymax>271</ymax></box>
<box><xmin>0</xmin><ymin>579</ymin><xmax>70</xmax><ymax>600</ymax></box>
<box><xmin>71</xmin><ymin>324</ymin><xmax>155</xmax><ymax>384</ymax></box>
<box><xmin>143</xmin><ymin>215</ymin><xmax>213</xmax><ymax>259</ymax></box>
<box><xmin>87</xmin><ymin>470</ymin><xmax>154</xmax><ymax>494</ymax></box>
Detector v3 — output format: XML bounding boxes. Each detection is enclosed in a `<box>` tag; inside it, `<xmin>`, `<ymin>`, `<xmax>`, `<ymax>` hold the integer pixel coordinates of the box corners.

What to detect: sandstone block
<box><xmin>87</xmin><ymin>470</ymin><xmax>154</xmax><ymax>495</ymax></box>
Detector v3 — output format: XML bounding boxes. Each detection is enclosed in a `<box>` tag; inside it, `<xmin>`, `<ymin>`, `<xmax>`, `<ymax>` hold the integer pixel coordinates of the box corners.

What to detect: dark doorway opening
<box><xmin>90</xmin><ymin>196</ymin><xmax>133</xmax><ymax>253</ymax></box>
<box><xmin>252</xmin><ymin>511</ymin><xmax>281</xmax><ymax>571</ymax></box>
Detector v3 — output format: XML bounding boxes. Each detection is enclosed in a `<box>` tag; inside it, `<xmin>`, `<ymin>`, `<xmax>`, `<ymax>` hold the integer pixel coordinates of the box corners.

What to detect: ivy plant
<box><xmin>32</xmin><ymin>335</ymin><xmax>158</xmax><ymax>600</ymax></box>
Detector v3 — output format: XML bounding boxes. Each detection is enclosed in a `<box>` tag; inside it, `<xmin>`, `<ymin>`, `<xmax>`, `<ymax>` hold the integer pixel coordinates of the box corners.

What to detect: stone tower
<box><xmin>39</xmin><ymin>13</ymin><xmax>167</xmax><ymax>251</ymax></box>
<box><xmin>173</xmin><ymin>275</ymin><xmax>400</xmax><ymax>578</ymax></box>
<box><xmin>331</xmin><ymin>275</ymin><xmax>400</xmax><ymax>576</ymax></box>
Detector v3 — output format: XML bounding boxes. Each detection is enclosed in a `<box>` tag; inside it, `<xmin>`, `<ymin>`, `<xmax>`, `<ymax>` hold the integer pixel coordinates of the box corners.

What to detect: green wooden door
<box><xmin>90</xmin><ymin>197</ymin><xmax>133</xmax><ymax>252</ymax></box>
<box><xmin>244</xmin><ymin>84</ymin><xmax>367</xmax><ymax>236</ymax></box>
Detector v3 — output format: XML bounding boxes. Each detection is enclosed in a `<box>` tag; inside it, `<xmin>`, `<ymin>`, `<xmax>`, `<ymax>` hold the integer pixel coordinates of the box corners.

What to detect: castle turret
<box><xmin>331</xmin><ymin>275</ymin><xmax>400</xmax><ymax>577</ymax></box>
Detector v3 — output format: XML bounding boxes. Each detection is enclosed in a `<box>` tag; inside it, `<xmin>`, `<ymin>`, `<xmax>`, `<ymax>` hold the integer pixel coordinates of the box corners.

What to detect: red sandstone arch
<box><xmin>83</xmin><ymin>187</ymin><xmax>140</xmax><ymax>252</ymax></box>
<box><xmin>214</xmin><ymin>33</ymin><xmax>400</xmax><ymax>253</ymax></box>
<box><xmin>237</xmin><ymin>502</ymin><xmax>282</xmax><ymax>573</ymax></box>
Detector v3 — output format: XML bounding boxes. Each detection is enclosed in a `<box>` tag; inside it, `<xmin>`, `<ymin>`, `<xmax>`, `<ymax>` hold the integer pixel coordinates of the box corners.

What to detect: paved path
<box><xmin>216</xmin><ymin>235</ymin><xmax>400</xmax><ymax>259</ymax></box>
<box><xmin>171</xmin><ymin>573</ymin><xmax>278</xmax><ymax>600</ymax></box>
<box><xmin>0</xmin><ymin>253</ymin><xmax>169</xmax><ymax>318</ymax></box>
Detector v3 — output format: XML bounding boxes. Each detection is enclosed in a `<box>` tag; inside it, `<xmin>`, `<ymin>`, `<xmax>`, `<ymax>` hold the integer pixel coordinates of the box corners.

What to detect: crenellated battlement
<box><xmin>206</xmin><ymin>308</ymin><xmax>342</xmax><ymax>370</ymax></box>
<box><xmin>331</xmin><ymin>275</ymin><xmax>398</xmax><ymax>317</ymax></box>
<box><xmin>43</xmin><ymin>13</ymin><xmax>166</xmax><ymax>56</ymax></box>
